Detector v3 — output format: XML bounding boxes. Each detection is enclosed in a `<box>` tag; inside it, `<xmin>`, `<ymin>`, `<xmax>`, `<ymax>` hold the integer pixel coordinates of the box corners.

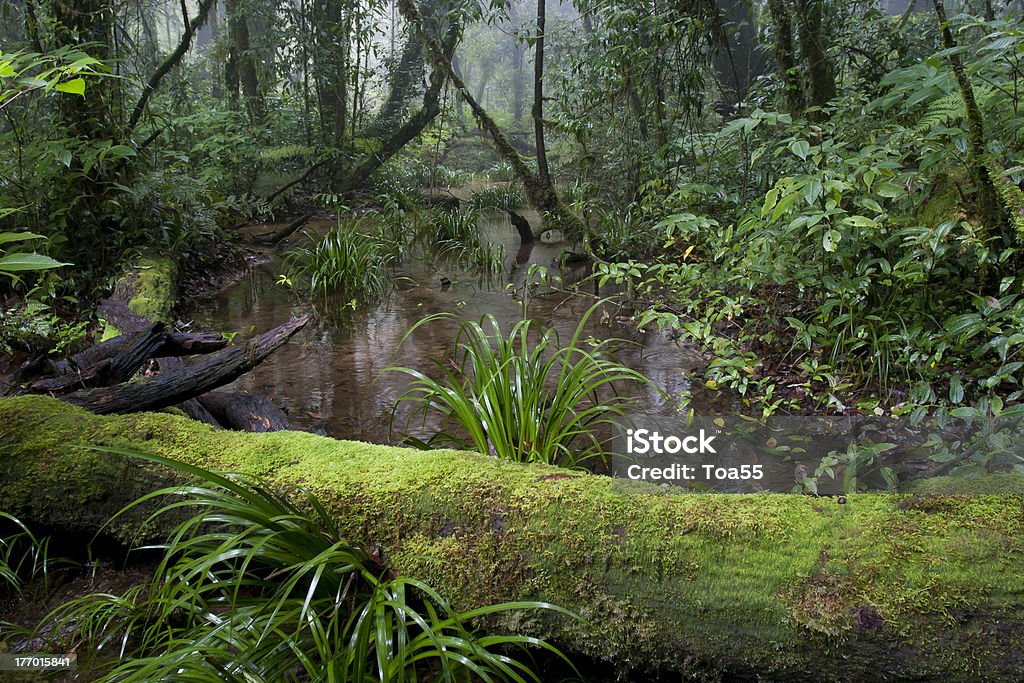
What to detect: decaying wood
<box><xmin>252</xmin><ymin>213</ymin><xmax>313</xmax><ymax>245</ymax></box>
<box><xmin>62</xmin><ymin>316</ymin><xmax>309</xmax><ymax>415</ymax></box>
<box><xmin>66</xmin><ymin>329</ymin><xmax>227</xmax><ymax>372</ymax></box>
<box><xmin>26</xmin><ymin>324</ymin><xmax>168</xmax><ymax>394</ymax></box>
<box><xmin>20</xmin><ymin>326</ymin><xmax>231</xmax><ymax>395</ymax></box>
<box><xmin>177</xmin><ymin>397</ymin><xmax>221</xmax><ymax>426</ymax></box>
<box><xmin>198</xmin><ymin>390</ymin><xmax>289</xmax><ymax>432</ymax></box>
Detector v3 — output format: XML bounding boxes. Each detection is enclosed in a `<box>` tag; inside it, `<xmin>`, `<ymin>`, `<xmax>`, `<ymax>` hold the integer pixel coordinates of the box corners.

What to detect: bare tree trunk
<box><xmin>226</xmin><ymin>0</ymin><xmax>262</xmax><ymax>122</ymax></box>
<box><xmin>315</xmin><ymin>0</ymin><xmax>348</xmax><ymax>144</ymax></box>
<box><xmin>533</xmin><ymin>0</ymin><xmax>550</xmax><ymax>185</ymax></box>
<box><xmin>511</xmin><ymin>38</ymin><xmax>524</xmax><ymax>125</ymax></box>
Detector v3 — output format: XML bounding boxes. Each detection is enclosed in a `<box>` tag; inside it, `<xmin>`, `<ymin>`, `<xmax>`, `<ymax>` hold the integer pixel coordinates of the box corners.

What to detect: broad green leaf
<box><xmin>843</xmin><ymin>215</ymin><xmax>877</xmax><ymax>228</ymax></box>
<box><xmin>948</xmin><ymin>375</ymin><xmax>964</xmax><ymax>404</ymax></box>
<box><xmin>0</xmin><ymin>252</ymin><xmax>71</xmax><ymax>271</ymax></box>
<box><xmin>55</xmin><ymin>77</ymin><xmax>85</xmax><ymax>96</ymax></box>
<box><xmin>0</xmin><ymin>231</ymin><xmax>45</xmax><ymax>245</ymax></box>
<box><xmin>875</xmin><ymin>182</ymin><xmax>904</xmax><ymax>198</ymax></box>
<box><xmin>822</xmin><ymin>229</ymin><xmax>841</xmax><ymax>252</ymax></box>
<box><xmin>789</xmin><ymin>140</ymin><xmax>810</xmax><ymax>161</ymax></box>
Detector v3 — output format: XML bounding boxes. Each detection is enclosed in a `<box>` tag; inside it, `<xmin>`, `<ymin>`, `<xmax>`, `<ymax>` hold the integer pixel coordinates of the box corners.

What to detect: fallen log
<box><xmin>61</xmin><ymin>316</ymin><xmax>308</xmax><ymax>415</ymax></box>
<box><xmin>251</xmin><ymin>213</ymin><xmax>313</xmax><ymax>245</ymax></box>
<box><xmin>1</xmin><ymin>395</ymin><xmax>1023</xmax><ymax>681</ymax></box>
<box><xmin>66</xmin><ymin>329</ymin><xmax>228</xmax><ymax>371</ymax></box>
<box><xmin>25</xmin><ymin>324</ymin><xmax>168</xmax><ymax>394</ymax></box>
<box><xmin>21</xmin><ymin>328</ymin><xmax>231</xmax><ymax>395</ymax></box>
<box><xmin>198</xmin><ymin>390</ymin><xmax>289</xmax><ymax>432</ymax></box>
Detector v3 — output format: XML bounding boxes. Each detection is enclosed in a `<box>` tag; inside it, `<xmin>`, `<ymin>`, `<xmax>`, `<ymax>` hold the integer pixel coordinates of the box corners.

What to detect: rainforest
<box><xmin>2</xmin><ymin>0</ymin><xmax>1024</xmax><ymax>680</ymax></box>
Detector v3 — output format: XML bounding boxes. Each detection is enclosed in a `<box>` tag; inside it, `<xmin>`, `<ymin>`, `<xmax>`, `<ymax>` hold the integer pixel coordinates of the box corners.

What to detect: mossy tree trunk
<box><xmin>794</xmin><ymin>0</ymin><xmax>835</xmax><ymax>116</ymax></box>
<box><xmin>766</xmin><ymin>0</ymin><xmax>803</xmax><ymax>115</ymax></box>
<box><xmin>932</xmin><ymin>0</ymin><xmax>1004</xmax><ymax>248</ymax></box>
<box><xmin>532</xmin><ymin>0</ymin><xmax>550</xmax><ymax>186</ymax></box>
<box><xmin>2</xmin><ymin>396</ymin><xmax>1023</xmax><ymax>681</ymax></box>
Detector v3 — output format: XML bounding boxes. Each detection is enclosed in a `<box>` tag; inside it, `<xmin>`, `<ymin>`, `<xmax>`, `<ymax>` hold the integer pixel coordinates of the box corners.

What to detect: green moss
<box><xmin>125</xmin><ymin>255</ymin><xmax>177</xmax><ymax>323</ymax></box>
<box><xmin>101</xmin><ymin>255</ymin><xmax>178</xmax><ymax>339</ymax></box>
<box><xmin>1</xmin><ymin>395</ymin><xmax>1023</xmax><ymax>680</ymax></box>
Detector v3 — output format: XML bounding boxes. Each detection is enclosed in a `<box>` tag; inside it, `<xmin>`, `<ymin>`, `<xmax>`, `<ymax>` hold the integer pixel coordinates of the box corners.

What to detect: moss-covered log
<box><xmin>1</xmin><ymin>396</ymin><xmax>1023</xmax><ymax>681</ymax></box>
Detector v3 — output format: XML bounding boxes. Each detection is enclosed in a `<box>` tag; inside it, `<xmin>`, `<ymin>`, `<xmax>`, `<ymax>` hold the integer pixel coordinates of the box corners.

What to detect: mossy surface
<box><xmin>1</xmin><ymin>395</ymin><xmax>1023</xmax><ymax>680</ymax></box>
<box><xmin>101</xmin><ymin>255</ymin><xmax>178</xmax><ymax>341</ymax></box>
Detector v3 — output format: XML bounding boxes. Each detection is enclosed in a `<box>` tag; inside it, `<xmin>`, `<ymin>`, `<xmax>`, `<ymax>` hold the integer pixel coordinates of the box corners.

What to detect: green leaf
<box><xmin>0</xmin><ymin>231</ymin><xmax>45</xmax><ymax>246</ymax></box>
<box><xmin>0</xmin><ymin>252</ymin><xmax>71</xmax><ymax>272</ymax></box>
<box><xmin>55</xmin><ymin>77</ymin><xmax>85</xmax><ymax>96</ymax></box>
<box><xmin>949</xmin><ymin>375</ymin><xmax>964</xmax><ymax>404</ymax></box>
<box><xmin>843</xmin><ymin>215</ymin><xmax>877</xmax><ymax>228</ymax></box>
<box><xmin>822</xmin><ymin>229</ymin><xmax>841</xmax><ymax>252</ymax></box>
<box><xmin>790</xmin><ymin>140</ymin><xmax>810</xmax><ymax>161</ymax></box>
<box><xmin>875</xmin><ymin>182</ymin><xmax>904</xmax><ymax>198</ymax></box>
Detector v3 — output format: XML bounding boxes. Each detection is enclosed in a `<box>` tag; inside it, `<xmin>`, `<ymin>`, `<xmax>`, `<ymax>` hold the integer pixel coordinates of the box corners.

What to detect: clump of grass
<box><xmin>425</xmin><ymin>206</ymin><xmax>480</xmax><ymax>245</ymax></box>
<box><xmin>284</xmin><ymin>217</ymin><xmax>397</xmax><ymax>300</ymax></box>
<box><xmin>41</xmin><ymin>449</ymin><xmax>578</xmax><ymax>681</ymax></box>
<box><xmin>390</xmin><ymin>304</ymin><xmax>657</xmax><ymax>467</ymax></box>
<box><xmin>1</xmin><ymin>511</ymin><xmax>68</xmax><ymax>594</ymax></box>
<box><xmin>428</xmin><ymin>165</ymin><xmax>471</xmax><ymax>187</ymax></box>
<box><xmin>436</xmin><ymin>240</ymin><xmax>507</xmax><ymax>277</ymax></box>
<box><xmin>469</xmin><ymin>185</ymin><xmax>527</xmax><ymax>212</ymax></box>
<box><xmin>484</xmin><ymin>161</ymin><xmax>516</xmax><ymax>182</ymax></box>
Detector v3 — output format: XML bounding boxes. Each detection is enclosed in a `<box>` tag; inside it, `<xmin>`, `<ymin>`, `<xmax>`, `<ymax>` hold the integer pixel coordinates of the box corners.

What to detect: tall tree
<box><xmin>314</xmin><ymin>0</ymin><xmax>349</xmax><ymax>144</ymax></box>
<box><xmin>793</xmin><ymin>0</ymin><xmax>835</xmax><ymax>114</ymax></box>
<box><xmin>766</xmin><ymin>0</ymin><xmax>803</xmax><ymax>114</ymax></box>
<box><xmin>533</xmin><ymin>0</ymin><xmax>550</xmax><ymax>185</ymax></box>
<box><xmin>225</xmin><ymin>0</ymin><xmax>262</xmax><ymax>122</ymax></box>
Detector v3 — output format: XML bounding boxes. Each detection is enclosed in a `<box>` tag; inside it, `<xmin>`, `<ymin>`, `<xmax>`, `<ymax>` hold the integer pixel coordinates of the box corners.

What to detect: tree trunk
<box><xmin>794</xmin><ymin>0</ymin><xmax>835</xmax><ymax>116</ymax></box>
<box><xmin>335</xmin><ymin>20</ymin><xmax>460</xmax><ymax>195</ymax></box>
<box><xmin>533</xmin><ymin>0</ymin><xmax>550</xmax><ymax>186</ymax></box>
<box><xmin>511</xmin><ymin>37</ymin><xmax>524</xmax><ymax>126</ymax></box>
<box><xmin>766</xmin><ymin>0</ymin><xmax>803</xmax><ymax>115</ymax></box>
<box><xmin>2</xmin><ymin>395</ymin><xmax>1024</xmax><ymax>681</ymax></box>
<box><xmin>128</xmin><ymin>0</ymin><xmax>217</xmax><ymax>133</ymax></box>
<box><xmin>315</xmin><ymin>0</ymin><xmax>348</xmax><ymax>144</ymax></box>
<box><xmin>932</xmin><ymin>0</ymin><xmax>1002</xmax><ymax>243</ymax></box>
<box><xmin>225</xmin><ymin>0</ymin><xmax>262</xmax><ymax>122</ymax></box>
<box><xmin>198</xmin><ymin>390</ymin><xmax>289</xmax><ymax>431</ymax></box>
<box><xmin>372</xmin><ymin>31</ymin><xmax>426</xmax><ymax>133</ymax></box>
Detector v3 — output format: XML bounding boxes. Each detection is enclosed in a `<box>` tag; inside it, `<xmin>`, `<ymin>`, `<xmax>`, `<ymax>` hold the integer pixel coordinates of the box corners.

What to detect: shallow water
<box><xmin>189</xmin><ymin>210</ymin><xmax>818</xmax><ymax>491</ymax></box>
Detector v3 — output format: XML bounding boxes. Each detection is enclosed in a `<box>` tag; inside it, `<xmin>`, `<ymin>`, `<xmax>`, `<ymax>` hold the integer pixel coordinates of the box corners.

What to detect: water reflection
<box><xmin>190</xmin><ymin>211</ymin><xmax>705</xmax><ymax>443</ymax></box>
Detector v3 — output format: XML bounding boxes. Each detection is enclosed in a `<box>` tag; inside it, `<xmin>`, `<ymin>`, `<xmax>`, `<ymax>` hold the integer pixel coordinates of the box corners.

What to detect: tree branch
<box><xmin>128</xmin><ymin>0</ymin><xmax>216</xmax><ymax>133</ymax></box>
